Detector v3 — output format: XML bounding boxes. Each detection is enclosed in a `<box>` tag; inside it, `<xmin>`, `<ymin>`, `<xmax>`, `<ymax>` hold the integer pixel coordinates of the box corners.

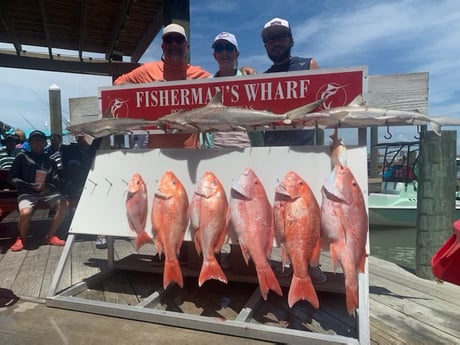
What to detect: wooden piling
<box><xmin>416</xmin><ymin>130</ymin><xmax>457</xmax><ymax>279</ymax></box>
<box><xmin>49</xmin><ymin>84</ymin><xmax>63</xmax><ymax>135</ymax></box>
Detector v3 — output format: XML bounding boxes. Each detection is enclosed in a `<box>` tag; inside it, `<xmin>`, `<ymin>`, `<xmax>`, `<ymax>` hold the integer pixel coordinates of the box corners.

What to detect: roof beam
<box><xmin>78</xmin><ymin>0</ymin><xmax>89</xmax><ymax>60</ymax></box>
<box><xmin>0</xmin><ymin>50</ymin><xmax>139</xmax><ymax>76</ymax></box>
<box><xmin>0</xmin><ymin>8</ymin><xmax>21</xmax><ymax>54</ymax></box>
<box><xmin>106</xmin><ymin>0</ymin><xmax>132</xmax><ymax>60</ymax></box>
<box><xmin>39</xmin><ymin>0</ymin><xmax>53</xmax><ymax>59</ymax></box>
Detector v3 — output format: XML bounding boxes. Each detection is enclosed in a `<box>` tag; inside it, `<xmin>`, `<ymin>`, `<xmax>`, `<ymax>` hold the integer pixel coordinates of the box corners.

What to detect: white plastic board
<box><xmin>70</xmin><ymin>145</ymin><xmax>368</xmax><ymax>238</ymax></box>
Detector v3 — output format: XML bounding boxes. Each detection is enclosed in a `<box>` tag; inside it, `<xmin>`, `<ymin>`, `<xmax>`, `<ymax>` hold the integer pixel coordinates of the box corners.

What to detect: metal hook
<box><xmin>384</xmin><ymin>126</ymin><xmax>392</xmax><ymax>140</ymax></box>
<box><xmin>414</xmin><ymin>125</ymin><xmax>420</xmax><ymax>140</ymax></box>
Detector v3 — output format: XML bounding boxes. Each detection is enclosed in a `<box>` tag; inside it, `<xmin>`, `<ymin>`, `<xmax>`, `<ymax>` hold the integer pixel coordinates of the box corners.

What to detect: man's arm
<box><xmin>7</xmin><ymin>154</ymin><xmax>31</xmax><ymax>190</ymax></box>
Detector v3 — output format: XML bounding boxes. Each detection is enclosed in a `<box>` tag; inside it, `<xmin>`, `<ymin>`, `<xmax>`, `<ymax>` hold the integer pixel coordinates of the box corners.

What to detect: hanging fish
<box><xmin>274</xmin><ymin>171</ymin><xmax>322</xmax><ymax>308</ymax></box>
<box><xmin>230</xmin><ymin>168</ymin><xmax>282</xmax><ymax>300</ymax></box>
<box><xmin>126</xmin><ymin>173</ymin><xmax>151</xmax><ymax>251</ymax></box>
<box><xmin>151</xmin><ymin>171</ymin><xmax>189</xmax><ymax>289</ymax></box>
<box><xmin>190</xmin><ymin>171</ymin><xmax>230</xmax><ymax>286</ymax></box>
<box><xmin>321</xmin><ymin>163</ymin><xmax>368</xmax><ymax>315</ymax></box>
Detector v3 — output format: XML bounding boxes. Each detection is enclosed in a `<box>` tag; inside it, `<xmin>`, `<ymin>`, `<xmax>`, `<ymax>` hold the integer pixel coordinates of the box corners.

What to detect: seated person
<box><xmin>7</xmin><ymin>130</ymin><xmax>69</xmax><ymax>251</ymax></box>
<box><xmin>0</xmin><ymin>134</ymin><xmax>22</xmax><ymax>170</ymax></box>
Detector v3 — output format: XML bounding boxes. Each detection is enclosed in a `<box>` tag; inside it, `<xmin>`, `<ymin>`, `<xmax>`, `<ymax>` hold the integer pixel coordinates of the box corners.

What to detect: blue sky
<box><xmin>1</xmin><ymin>0</ymin><xmax>459</xmax><ymax>146</ymax></box>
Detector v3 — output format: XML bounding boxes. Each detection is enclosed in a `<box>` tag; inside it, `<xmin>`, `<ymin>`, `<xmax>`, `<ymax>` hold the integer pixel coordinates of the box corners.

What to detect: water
<box><xmin>369</xmin><ymin>226</ymin><xmax>417</xmax><ymax>272</ymax></box>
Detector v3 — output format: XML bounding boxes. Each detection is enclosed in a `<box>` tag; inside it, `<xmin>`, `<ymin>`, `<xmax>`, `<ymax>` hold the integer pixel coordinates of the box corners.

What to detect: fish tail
<box><xmin>163</xmin><ymin>258</ymin><xmax>183</xmax><ymax>289</ymax></box>
<box><xmin>256</xmin><ymin>265</ymin><xmax>283</xmax><ymax>300</ymax></box>
<box><xmin>288</xmin><ymin>275</ymin><xmax>319</xmax><ymax>309</ymax></box>
<box><xmin>135</xmin><ymin>231</ymin><xmax>153</xmax><ymax>251</ymax></box>
<box><xmin>198</xmin><ymin>258</ymin><xmax>228</xmax><ymax>287</ymax></box>
<box><xmin>330</xmin><ymin>242</ymin><xmax>345</xmax><ymax>272</ymax></box>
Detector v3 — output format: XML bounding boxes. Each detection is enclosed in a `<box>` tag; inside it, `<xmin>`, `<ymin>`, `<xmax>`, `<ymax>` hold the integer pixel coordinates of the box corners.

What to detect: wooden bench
<box><xmin>0</xmin><ymin>170</ymin><xmax>77</xmax><ymax>221</ymax></box>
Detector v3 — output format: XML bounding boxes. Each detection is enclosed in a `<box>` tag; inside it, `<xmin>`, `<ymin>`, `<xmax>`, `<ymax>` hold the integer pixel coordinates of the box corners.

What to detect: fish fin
<box><xmin>214</xmin><ymin>207</ymin><xmax>231</xmax><ymax>252</ymax></box>
<box><xmin>215</xmin><ymin>228</ymin><xmax>228</xmax><ymax>253</ymax></box>
<box><xmin>163</xmin><ymin>259</ymin><xmax>184</xmax><ymax>289</ymax></box>
<box><xmin>280</xmin><ymin>244</ymin><xmax>290</xmax><ymax>268</ymax></box>
<box><xmin>288</xmin><ymin>275</ymin><xmax>319</xmax><ymax>309</ymax></box>
<box><xmin>329</xmin><ymin>241</ymin><xmax>345</xmax><ymax>272</ymax></box>
<box><xmin>208</xmin><ymin>91</ymin><xmax>223</xmax><ymax>106</ymax></box>
<box><xmin>285</xmin><ymin>98</ymin><xmax>326</xmax><ymax>120</ymax></box>
<box><xmin>135</xmin><ymin>231</ymin><xmax>153</xmax><ymax>251</ymax></box>
<box><xmin>348</xmin><ymin>95</ymin><xmax>364</xmax><ymax>107</ymax></box>
<box><xmin>256</xmin><ymin>265</ymin><xmax>283</xmax><ymax>300</ymax></box>
<box><xmin>198</xmin><ymin>258</ymin><xmax>228</xmax><ymax>287</ymax></box>
<box><xmin>310</xmin><ymin>235</ymin><xmax>322</xmax><ymax>267</ymax></box>
<box><xmin>238</xmin><ymin>240</ymin><xmax>251</xmax><ymax>266</ymax></box>
<box><xmin>155</xmin><ymin>239</ymin><xmax>163</xmax><ymax>257</ymax></box>
<box><xmin>193</xmin><ymin>233</ymin><xmax>202</xmax><ymax>255</ymax></box>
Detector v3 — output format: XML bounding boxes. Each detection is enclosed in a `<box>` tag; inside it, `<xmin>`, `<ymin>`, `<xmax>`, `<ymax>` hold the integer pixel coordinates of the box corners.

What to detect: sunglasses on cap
<box><xmin>163</xmin><ymin>35</ymin><xmax>186</xmax><ymax>44</ymax></box>
<box><xmin>214</xmin><ymin>43</ymin><xmax>236</xmax><ymax>53</ymax></box>
<box><xmin>263</xmin><ymin>32</ymin><xmax>290</xmax><ymax>43</ymax></box>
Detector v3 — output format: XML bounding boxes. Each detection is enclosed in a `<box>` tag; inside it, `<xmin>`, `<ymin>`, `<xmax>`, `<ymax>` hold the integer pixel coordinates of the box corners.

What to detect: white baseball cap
<box><xmin>261</xmin><ymin>17</ymin><xmax>291</xmax><ymax>38</ymax></box>
<box><xmin>162</xmin><ymin>23</ymin><xmax>188</xmax><ymax>41</ymax></box>
<box><xmin>212</xmin><ymin>32</ymin><xmax>239</xmax><ymax>50</ymax></box>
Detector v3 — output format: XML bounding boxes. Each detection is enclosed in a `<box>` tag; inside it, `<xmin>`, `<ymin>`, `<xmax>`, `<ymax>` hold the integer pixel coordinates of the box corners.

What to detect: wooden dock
<box><xmin>1</xmin><ymin>210</ymin><xmax>459</xmax><ymax>344</ymax></box>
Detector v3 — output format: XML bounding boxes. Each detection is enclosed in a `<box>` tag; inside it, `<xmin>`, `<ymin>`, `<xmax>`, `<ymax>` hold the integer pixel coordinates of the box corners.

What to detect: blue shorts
<box><xmin>17</xmin><ymin>191</ymin><xmax>66</xmax><ymax>211</ymax></box>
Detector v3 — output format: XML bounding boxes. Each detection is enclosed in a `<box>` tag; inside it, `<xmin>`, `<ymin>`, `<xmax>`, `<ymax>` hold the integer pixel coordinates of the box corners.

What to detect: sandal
<box><xmin>46</xmin><ymin>236</ymin><xmax>66</xmax><ymax>246</ymax></box>
<box><xmin>10</xmin><ymin>238</ymin><xmax>24</xmax><ymax>252</ymax></box>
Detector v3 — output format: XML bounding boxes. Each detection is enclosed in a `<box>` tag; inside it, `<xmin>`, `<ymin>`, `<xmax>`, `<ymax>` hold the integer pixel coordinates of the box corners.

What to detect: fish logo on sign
<box><xmin>316</xmin><ymin>83</ymin><xmax>348</xmax><ymax>110</ymax></box>
<box><xmin>108</xmin><ymin>98</ymin><xmax>130</xmax><ymax>118</ymax></box>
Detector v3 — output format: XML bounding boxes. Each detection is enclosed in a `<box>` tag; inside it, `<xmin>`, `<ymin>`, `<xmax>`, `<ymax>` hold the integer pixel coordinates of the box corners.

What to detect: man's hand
<box><xmin>32</xmin><ymin>183</ymin><xmax>45</xmax><ymax>192</ymax></box>
<box><xmin>240</xmin><ymin>66</ymin><xmax>257</xmax><ymax>75</ymax></box>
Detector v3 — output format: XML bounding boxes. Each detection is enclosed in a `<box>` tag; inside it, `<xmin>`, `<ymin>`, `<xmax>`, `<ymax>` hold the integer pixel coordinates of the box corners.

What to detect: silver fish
<box><xmin>66</xmin><ymin>118</ymin><xmax>156</xmax><ymax>138</ymax></box>
<box><xmin>155</xmin><ymin>92</ymin><xmax>325</xmax><ymax>132</ymax></box>
<box><xmin>289</xmin><ymin>95</ymin><xmax>447</xmax><ymax>135</ymax></box>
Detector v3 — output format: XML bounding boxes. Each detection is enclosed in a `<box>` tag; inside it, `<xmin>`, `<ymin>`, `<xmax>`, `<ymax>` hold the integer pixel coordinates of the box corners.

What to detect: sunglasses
<box><xmin>214</xmin><ymin>43</ymin><xmax>236</xmax><ymax>53</ymax></box>
<box><xmin>163</xmin><ymin>35</ymin><xmax>186</xmax><ymax>44</ymax></box>
<box><xmin>264</xmin><ymin>32</ymin><xmax>290</xmax><ymax>43</ymax></box>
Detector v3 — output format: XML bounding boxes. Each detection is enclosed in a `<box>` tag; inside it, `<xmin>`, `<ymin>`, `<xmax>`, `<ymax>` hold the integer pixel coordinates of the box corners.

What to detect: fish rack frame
<box><xmin>46</xmin><ymin>145</ymin><xmax>370</xmax><ymax>345</ymax></box>
<box><xmin>46</xmin><ymin>235</ymin><xmax>368</xmax><ymax>344</ymax></box>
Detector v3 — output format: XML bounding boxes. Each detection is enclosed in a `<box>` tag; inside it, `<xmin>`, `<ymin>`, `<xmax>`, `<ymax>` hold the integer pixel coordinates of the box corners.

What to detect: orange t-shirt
<box><xmin>114</xmin><ymin>61</ymin><xmax>211</xmax><ymax>148</ymax></box>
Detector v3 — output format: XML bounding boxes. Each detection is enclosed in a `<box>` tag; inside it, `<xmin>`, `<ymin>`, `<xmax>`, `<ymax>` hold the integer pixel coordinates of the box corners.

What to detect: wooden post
<box><xmin>49</xmin><ymin>84</ymin><xmax>63</xmax><ymax>135</ymax></box>
<box><xmin>315</xmin><ymin>128</ymin><xmax>324</xmax><ymax>145</ymax></box>
<box><xmin>416</xmin><ymin>130</ymin><xmax>457</xmax><ymax>279</ymax></box>
<box><xmin>369</xmin><ymin>127</ymin><xmax>379</xmax><ymax>177</ymax></box>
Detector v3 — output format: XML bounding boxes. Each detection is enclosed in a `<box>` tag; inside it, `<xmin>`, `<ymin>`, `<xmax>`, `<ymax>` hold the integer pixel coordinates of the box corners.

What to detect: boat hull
<box><xmin>368</xmin><ymin>182</ymin><xmax>460</xmax><ymax>227</ymax></box>
<box><xmin>368</xmin><ymin>205</ymin><xmax>418</xmax><ymax>227</ymax></box>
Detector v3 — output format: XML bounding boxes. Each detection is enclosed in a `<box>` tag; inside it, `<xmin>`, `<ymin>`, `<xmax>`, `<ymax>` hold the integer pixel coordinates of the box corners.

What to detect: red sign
<box><xmin>99</xmin><ymin>66</ymin><xmax>367</xmax><ymax>120</ymax></box>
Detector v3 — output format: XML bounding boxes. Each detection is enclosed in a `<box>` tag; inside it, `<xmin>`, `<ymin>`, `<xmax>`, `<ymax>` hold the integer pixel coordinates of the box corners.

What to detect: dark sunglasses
<box><xmin>214</xmin><ymin>43</ymin><xmax>236</xmax><ymax>53</ymax></box>
<box><xmin>163</xmin><ymin>35</ymin><xmax>186</xmax><ymax>44</ymax></box>
<box><xmin>264</xmin><ymin>32</ymin><xmax>290</xmax><ymax>43</ymax></box>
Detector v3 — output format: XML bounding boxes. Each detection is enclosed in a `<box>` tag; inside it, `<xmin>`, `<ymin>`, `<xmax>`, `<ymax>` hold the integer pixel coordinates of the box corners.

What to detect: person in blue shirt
<box><xmin>261</xmin><ymin>17</ymin><xmax>320</xmax><ymax>147</ymax></box>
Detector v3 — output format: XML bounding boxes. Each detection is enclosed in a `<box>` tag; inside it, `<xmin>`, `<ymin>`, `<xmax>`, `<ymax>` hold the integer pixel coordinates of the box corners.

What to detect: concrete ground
<box><xmin>0</xmin><ymin>298</ymin><xmax>276</xmax><ymax>345</ymax></box>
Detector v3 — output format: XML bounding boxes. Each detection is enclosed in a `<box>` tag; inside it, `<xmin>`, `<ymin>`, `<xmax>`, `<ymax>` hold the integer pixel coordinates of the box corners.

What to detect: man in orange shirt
<box><xmin>114</xmin><ymin>23</ymin><xmax>211</xmax><ymax>149</ymax></box>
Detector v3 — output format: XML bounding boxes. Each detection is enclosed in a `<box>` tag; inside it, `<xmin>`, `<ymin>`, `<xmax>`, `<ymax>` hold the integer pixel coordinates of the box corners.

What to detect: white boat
<box><xmin>368</xmin><ymin>141</ymin><xmax>460</xmax><ymax>227</ymax></box>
